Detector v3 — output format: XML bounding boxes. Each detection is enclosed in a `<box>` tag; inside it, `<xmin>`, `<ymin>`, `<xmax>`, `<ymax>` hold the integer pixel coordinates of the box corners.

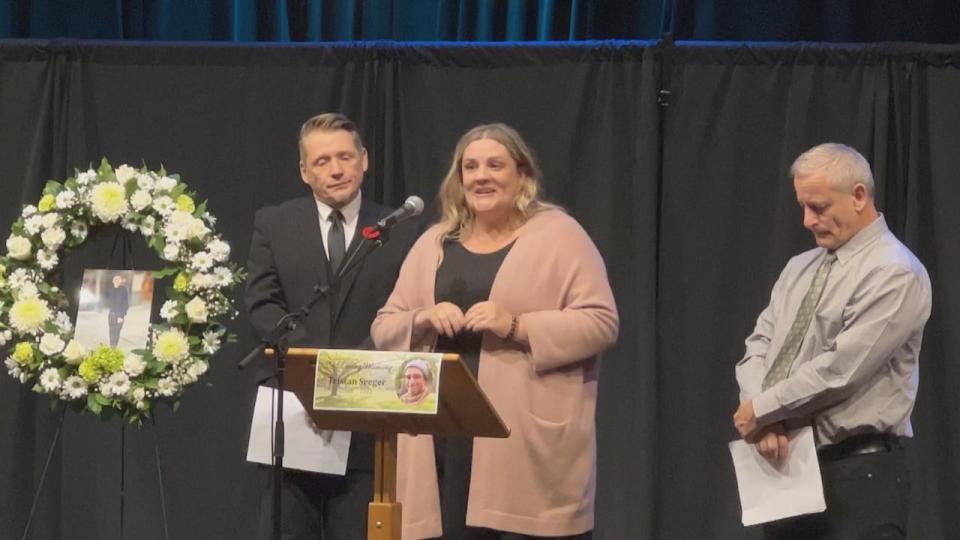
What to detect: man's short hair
<box><xmin>298</xmin><ymin>113</ymin><xmax>364</xmax><ymax>160</ymax></box>
<box><xmin>790</xmin><ymin>143</ymin><xmax>875</xmax><ymax>196</ymax></box>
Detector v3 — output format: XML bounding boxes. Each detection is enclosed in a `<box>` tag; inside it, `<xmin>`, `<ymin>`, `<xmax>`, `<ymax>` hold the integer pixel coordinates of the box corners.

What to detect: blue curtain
<box><xmin>2</xmin><ymin>1</ymin><xmax>959</xmax><ymax>43</ymax></box>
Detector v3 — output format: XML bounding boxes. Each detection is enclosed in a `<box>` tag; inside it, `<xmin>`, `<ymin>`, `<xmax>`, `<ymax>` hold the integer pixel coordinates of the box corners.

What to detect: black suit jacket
<box><xmin>244</xmin><ymin>195</ymin><xmax>419</xmax><ymax>470</ymax></box>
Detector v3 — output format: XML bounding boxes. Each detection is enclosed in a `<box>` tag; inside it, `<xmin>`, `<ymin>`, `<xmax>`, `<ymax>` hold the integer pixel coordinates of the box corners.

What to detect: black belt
<box><xmin>817</xmin><ymin>433</ymin><xmax>902</xmax><ymax>463</ymax></box>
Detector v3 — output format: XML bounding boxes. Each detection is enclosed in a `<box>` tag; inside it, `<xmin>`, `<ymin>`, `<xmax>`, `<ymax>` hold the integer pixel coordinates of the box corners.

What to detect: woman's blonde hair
<box><xmin>437</xmin><ymin>123</ymin><xmax>556</xmax><ymax>240</ymax></box>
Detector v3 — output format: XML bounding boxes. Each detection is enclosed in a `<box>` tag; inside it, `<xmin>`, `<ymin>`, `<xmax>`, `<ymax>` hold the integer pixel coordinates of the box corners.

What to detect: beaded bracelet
<box><xmin>505</xmin><ymin>315</ymin><xmax>519</xmax><ymax>341</ymax></box>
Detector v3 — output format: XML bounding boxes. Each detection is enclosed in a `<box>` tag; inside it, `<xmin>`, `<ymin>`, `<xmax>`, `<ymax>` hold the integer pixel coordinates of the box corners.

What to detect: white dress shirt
<box><xmin>736</xmin><ymin>215</ymin><xmax>932</xmax><ymax>445</ymax></box>
<box><xmin>314</xmin><ymin>191</ymin><xmax>361</xmax><ymax>260</ymax></box>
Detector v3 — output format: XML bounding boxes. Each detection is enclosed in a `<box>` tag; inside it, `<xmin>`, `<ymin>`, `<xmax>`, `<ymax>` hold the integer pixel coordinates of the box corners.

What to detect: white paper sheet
<box><xmin>246</xmin><ymin>385</ymin><xmax>351</xmax><ymax>475</ymax></box>
<box><xmin>729</xmin><ymin>426</ymin><xmax>826</xmax><ymax>526</ymax></box>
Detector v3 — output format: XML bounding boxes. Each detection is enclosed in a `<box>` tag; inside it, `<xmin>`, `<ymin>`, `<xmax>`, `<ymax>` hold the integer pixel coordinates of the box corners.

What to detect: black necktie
<box><xmin>327</xmin><ymin>210</ymin><xmax>345</xmax><ymax>274</ymax></box>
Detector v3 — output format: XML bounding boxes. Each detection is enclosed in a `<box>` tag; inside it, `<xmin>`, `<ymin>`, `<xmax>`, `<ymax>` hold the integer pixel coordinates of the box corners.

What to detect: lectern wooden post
<box><xmin>268</xmin><ymin>348</ymin><xmax>509</xmax><ymax>540</ymax></box>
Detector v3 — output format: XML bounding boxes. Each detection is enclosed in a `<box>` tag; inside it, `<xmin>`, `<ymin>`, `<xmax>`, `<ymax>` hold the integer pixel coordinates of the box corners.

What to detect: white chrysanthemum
<box><xmin>188</xmin><ymin>360</ymin><xmax>208</xmax><ymax>379</ymax></box>
<box><xmin>185</xmin><ymin>297</ymin><xmax>208</xmax><ymax>323</ymax></box>
<box><xmin>136</xmin><ymin>173</ymin><xmax>155</xmax><ymax>191</ymax></box>
<box><xmin>88</xmin><ymin>182</ymin><xmax>129</xmax><ymax>222</ymax></box>
<box><xmin>36</xmin><ymin>250</ymin><xmax>58</xmax><ymax>270</ymax></box>
<box><xmin>191</xmin><ymin>273</ymin><xmax>217</xmax><ymax>290</ymax></box>
<box><xmin>121</xmin><ymin>216</ymin><xmax>139</xmax><ymax>232</ymax></box>
<box><xmin>6</xmin><ymin>235</ymin><xmax>31</xmax><ymax>260</ymax></box>
<box><xmin>24</xmin><ymin>215</ymin><xmax>43</xmax><ymax>235</ymax></box>
<box><xmin>159</xmin><ymin>300</ymin><xmax>179</xmax><ymax>321</ymax></box>
<box><xmin>156</xmin><ymin>377</ymin><xmax>178</xmax><ymax>397</ymax></box>
<box><xmin>40</xmin><ymin>368</ymin><xmax>62</xmax><ymax>392</ymax></box>
<box><xmin>207</xmin><ymin>239</ymin><xmax>231</xmax><ymax>262</ymax></box>
<box><xmin>156</xmin><ymin>176</ymin><xmax>178</xmax><ymax>192</ymax></box>
<box><xmin>5</xmin><ymin>356</ymin><xmax>21</xmax><ymax>377</ymax></box>
<box><xmin>39</xmin><ymin>333</ymin><xmax>66</xmax><ymax>355</ymax></box>
<box><xmin>55</xmin><ymin>190</ymin><xmax>77</xmax><ymax>209</ymax></box>
<box><xmin>40</xmin><ymin>213</ymin><xmax>59</xmax><ymax>229</ymax></box>
<box><xmin>115</xmin><ymin>164</ymin><xmax>138</xmax><ymax>183</ymax></box>
<box><xmin>8</xmin><ymin>269</ymin><xmax>35</xmax><ymax>290</ymax></box>
<box><xmin>15</xmin><ymin>281</ymin><xmax>39</xmax><ymax>300</ymax></box>
<box><xmin>102</xmin><ymin>372</ymin><xmax>131</xmax><ymax>397</ymax></box>
<box><xmin>153</xmin><ymin>195</ymin><xmax>175</xmax><ymax>216</ymax></box>
<box><xmin>70</xmin><ymin>222</ymin><xmax>88</xmax><ymax>242</ymax></box>
<box><xmin>140</xmin><ymin>215</ymin><xmax>156</xmax><ymax>237</ymax></box>
<box><xmin>130</xmin><ymin>189</ymin><xmax>152</xmax><ymax>211</ymax></box>
<box><xmin>191</xmin><ymin>252</ymin><xmax>214</xmax><ymax>272</ymax></box>
<box><xmin>62</xmin><ymin>340</ymin><xmax>87</xmax><ymax>366</ymax></box>
<box><xmin>9</xmin><ymin>297</ymin><xmax>50</xmax><ymax>333</ymax></box>
<box><xmin>162</xmin><ymin>243</ymin><xmax>180</xmax><ymax>261</ymax></box>
<box><xmin>123</xmin><ymin>354</ymin><xmax>146</xmax><ymax>377</ymax></box>
<box><xmin>61</xmin><ymin>376</ymin><xmax>88</xmax><ymax>399</ymax></box>
<box><xmin>152</xmin><ymin>328</ymin><xmax>190</xmax><ymax>363</ymax></box>
<box><xmin>76</xmin><ymin>170</ymin><xmax>96</xmax><ymax>185</ymax></box>
<box><xmin>201</xmin><ymin>329</ymin><xmax>223</xmax><ymax>354</ymax></box>
<box><xmin>41</xmin><ymin>227</ymin><xmax>66</xmax><ymax>250</ymax></box>
<box><xmin>21</xmin><ymin>205</ymin><xmax>38</xmax><ymax>218</ymax></box>
<box><xmin>0</xmin><ymin>330</ymin><xmax>11</xmax><ymax>346</ymax></box>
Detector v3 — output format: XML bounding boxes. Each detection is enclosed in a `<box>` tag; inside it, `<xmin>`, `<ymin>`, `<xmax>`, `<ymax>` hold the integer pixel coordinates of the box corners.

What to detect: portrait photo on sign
<box><xmin>74</xmin><ymin>269</ymin><xmax>154</xmax><ymax>353</ymax></box>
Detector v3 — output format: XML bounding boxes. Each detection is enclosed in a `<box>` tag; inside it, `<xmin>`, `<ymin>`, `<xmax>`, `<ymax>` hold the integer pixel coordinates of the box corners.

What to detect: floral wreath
<box><xmin>0</xmin><ymin>159</ymin><xmax>244</xmax><ymax>423</ymax></box>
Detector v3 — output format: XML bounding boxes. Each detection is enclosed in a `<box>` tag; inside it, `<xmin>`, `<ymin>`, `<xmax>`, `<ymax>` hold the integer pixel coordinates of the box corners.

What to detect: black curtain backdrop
<box><xmin>0</xmin><ymin>39</ymin><xmax>958</xmax><ymax>539</ymax></box>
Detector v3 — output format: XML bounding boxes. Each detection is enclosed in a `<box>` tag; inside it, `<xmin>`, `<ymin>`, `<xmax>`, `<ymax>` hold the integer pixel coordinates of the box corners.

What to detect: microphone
<box><xmin>372</xmin><ymin>196</ymin><xmax>424</xmax><ymax>232</ymax></box>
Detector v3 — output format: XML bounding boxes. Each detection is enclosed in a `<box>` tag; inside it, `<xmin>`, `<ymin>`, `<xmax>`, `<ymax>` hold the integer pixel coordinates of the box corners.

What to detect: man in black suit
<box><xmin>245</xmin><ymin>113</ymin><xmax>419</xmax><ymax>540</ymax></box>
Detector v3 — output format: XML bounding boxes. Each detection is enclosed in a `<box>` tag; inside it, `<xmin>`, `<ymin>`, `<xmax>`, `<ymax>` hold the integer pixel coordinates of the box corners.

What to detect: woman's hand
<box><xmin>465</xmin><ymin>301</ymin><xmax>515</xmax><ymax>340</ymax></box>
<box><xmin>413</xmin><ymin>302</ymin><xmax>466</xmax><ymax>339</ymax></box>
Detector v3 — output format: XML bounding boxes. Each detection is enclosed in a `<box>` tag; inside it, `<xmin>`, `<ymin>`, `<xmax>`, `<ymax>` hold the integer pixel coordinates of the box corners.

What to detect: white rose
<box><xmin>186</xmin><ymin>217</ymin><xmax>209</xmax><ymax>240</ymax></box>
<box><xmin>130</xmin><ymin>189</ymin><xmax>152</xmax><ymax>211</ymax></box>
<box><xmin>115</xmin><ymin>164</ymin><xmax>138</xmax><ymax>183</ymax></box>
<box><xmin>6</xmin><ymin>235</ymin><xmax>31</xmax><ymax>260</ymax></box>
<box><xmin>39</xmin><ymin>333</ymin><xmax>66</xmax><ymax>355</ymax></box>
<box><xmin>62</xmin><ymin>340</ymin><xmax>87</xmax><ymax>366</ymax></box>
<box><xmin>41</xmin><ymin>227</ymin><xmax>66</xmax><ymax>250</ymax></box>
<box><xmin>156</xmin><ymin>176</ymin><xmax>178</xmax><ymax>192</ymax></box>
<box><xmin>123</xmin><ymin>354</ymin><xmax>146</xmax><ymax>377</ymax></box>
<box><xmin>40</xmin><ymin>213</ymin><xmax>59</xmax><ymax>229</ymax></box>
<box><xmin>185</xmin><ymin>297</ymin><xmax>208</xmax><ymax>323</ymax></box>
<box><xmin>162</xmin><ymin>243</ymin><xmax>180</xmax><ymax>261</ymax></box>
<box><xmin>21</xmin><ymin>205</ymin><xmax>38</xmax><ymax>218</ymax></box>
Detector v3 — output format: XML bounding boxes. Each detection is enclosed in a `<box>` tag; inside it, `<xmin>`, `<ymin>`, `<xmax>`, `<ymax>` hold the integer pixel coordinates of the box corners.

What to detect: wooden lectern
<box><xmin>268</xmin><ymin>348</ymin><xmax>509</xmax><ymax>540</ymax></box>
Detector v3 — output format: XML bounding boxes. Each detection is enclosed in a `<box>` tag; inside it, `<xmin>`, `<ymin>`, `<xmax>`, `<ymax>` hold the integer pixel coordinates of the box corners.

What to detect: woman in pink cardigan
<box><xmin>371</xmin><ymin>123</ymin><xmax>619</xmax><ymax>539</ymax></box>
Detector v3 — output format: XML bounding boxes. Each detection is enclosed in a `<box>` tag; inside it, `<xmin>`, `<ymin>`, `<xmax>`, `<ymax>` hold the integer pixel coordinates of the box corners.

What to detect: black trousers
<box><xmin>257</xmin><ymin>468</ymin><xmax>373</xmax><ymax>540</ymax></box>
<box><xmin>764</xmin><ymin>440</ymin><xmax>910</xmax><ymax>540</ymax></box>
<box><xmin>107</xmin><ymin>312</ymin><xmax>125</xmax><ymax>348</ymax></box>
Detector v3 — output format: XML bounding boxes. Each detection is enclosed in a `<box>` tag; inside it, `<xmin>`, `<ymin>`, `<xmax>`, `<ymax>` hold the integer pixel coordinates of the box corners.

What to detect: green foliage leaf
<box><xmin>87</xmin><ymin>394</ymin><xmax>102</xmax><ymax>415</ymax></box>
<box><xmin>43</xmin><ymin>180</ymin><xmax>63</xmax><ymax>195</ymax></box>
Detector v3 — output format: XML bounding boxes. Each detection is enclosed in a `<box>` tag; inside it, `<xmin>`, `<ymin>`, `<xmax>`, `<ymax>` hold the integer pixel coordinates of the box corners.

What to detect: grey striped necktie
<box><xmin>762</xmin><ymin>252</ymin><xmax>838</xmax><ymax>390</ymax></box>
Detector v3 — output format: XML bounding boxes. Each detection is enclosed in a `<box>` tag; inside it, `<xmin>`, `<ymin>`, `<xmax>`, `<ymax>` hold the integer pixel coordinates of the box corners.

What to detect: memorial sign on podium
<box><xmin>268</xmin><ymin>347</ymin><xmax>509</xmax><ymax>540</ymax></box>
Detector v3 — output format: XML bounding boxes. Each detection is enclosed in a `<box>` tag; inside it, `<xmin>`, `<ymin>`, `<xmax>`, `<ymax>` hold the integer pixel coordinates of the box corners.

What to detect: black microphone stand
<box><xmin>237</xmin><ymin>228</ymin><xmax>388</xmax><ymax>540</ymax></box>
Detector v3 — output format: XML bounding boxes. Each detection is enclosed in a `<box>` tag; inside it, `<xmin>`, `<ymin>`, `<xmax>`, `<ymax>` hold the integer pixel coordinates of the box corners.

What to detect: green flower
<box><xmin>38</xmin><ymin>194</ymin><xmax>56</xmax><ymax>213</ymax></box>
<box><xmin>89</xmin><ymin>345</ymin><xmax>124</xmax><ymax>373</ymax></box>
<box><xmin>13</xmin><ymin>342</ymin><xmax>34</xmax><ymax>365</ymax></box>
<box><xmin>176</xmin><ymin>194</ymin><xmax>195</xmax><ymax>213</ymax></box>
<box><xmin>173</xmin><ymin>272</ymin><xmax>189</xmax><ymax>292</ymax></box>
<box><xmin>78</xmin><ymin>359</ymin><xmax>99</xmax><ymax>383</ymax></box>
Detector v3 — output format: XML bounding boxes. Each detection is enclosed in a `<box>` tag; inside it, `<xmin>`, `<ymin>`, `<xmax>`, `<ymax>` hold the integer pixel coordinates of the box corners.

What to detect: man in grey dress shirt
<box><xmin>732</xmin><ymin>143</ymin><xmax>932</xmax><ymax>539</ymax></box>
